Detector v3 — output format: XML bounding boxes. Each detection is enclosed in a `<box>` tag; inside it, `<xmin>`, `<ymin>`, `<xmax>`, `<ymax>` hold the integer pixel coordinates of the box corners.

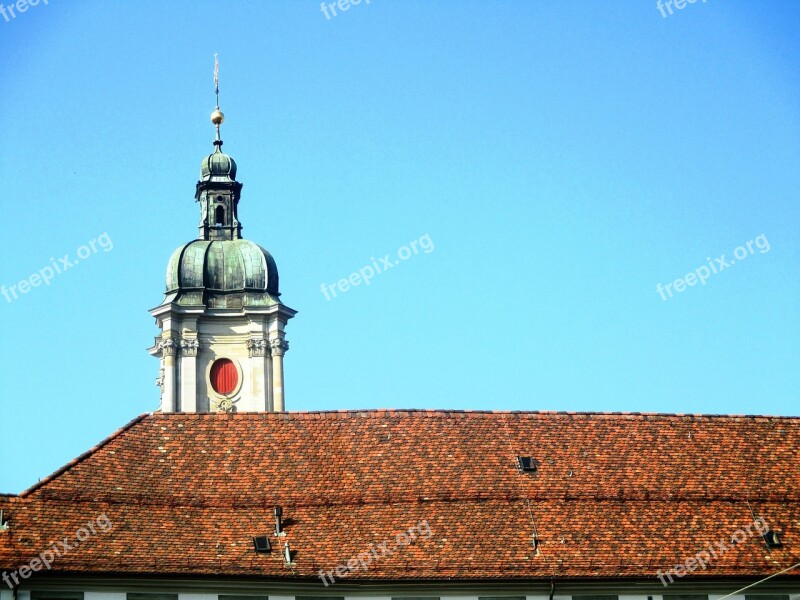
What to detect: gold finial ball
<box><xmin>211</xmin><ymin>109</ymin><xmax>225</xmax><ymax>125</ymax></box>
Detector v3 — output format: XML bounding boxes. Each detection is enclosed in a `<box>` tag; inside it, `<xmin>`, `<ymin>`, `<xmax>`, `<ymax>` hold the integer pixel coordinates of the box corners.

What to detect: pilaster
<box><xmin>159</xmin><ymin>337</ymin><xmax>177</xmax><ymax>413</ymax></box>
<box><xmin>270</xmin><ymin>336</ymin><xmax>289</xmax><ymax>412</ymax></box>
<box><xmin>179</xmin><ymin>337</ymin><xmax>200</xmax><ymax>412</ymax></box>
<box><xmin>247</xmin><ymin>337</ymin><xmax>271</xmax><ymax>411</ymax></box>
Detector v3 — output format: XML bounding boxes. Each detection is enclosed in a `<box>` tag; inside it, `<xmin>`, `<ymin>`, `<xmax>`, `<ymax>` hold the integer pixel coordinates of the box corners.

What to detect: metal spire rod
<box><xmin>211</xmin><ymin>54</ymin><xmax>223</xmax><ymax>143</ymax></box>
<box><xmin>214</xmin><ymin>53</ymin><xmax>220</xmax><ymax>109</ymax></box>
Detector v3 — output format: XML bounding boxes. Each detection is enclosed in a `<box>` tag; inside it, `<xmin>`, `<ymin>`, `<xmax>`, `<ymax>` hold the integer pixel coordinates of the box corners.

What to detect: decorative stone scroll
<box><xmin>247</xmin><ymin>338</ymin><xmax>270</xmax><ymax>357</ymax></box>
<box><xmin>179</xmin><ymin>338</ymin><xmax>200</xmax><ymax>357</ymax></box>
<box><xmin>158</xmin><ymin>337</ymin><xmax>177</xmax><ymax>357</ymax></box>
<box><xmin>270</xmin><ymin>337</ymin><xmax>289</xmax><ymax>357</ymax></box>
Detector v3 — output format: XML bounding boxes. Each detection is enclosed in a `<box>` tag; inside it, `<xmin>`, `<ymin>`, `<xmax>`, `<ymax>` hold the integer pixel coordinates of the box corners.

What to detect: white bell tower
<box><xmin>148</xmin><ymin>59</ymin><xmax>296</xmax><ymax>413</ymax></box>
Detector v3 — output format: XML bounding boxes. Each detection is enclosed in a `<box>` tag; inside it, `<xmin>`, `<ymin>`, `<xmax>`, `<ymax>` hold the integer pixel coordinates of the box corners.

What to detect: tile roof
<box><xmin>1</xmin><ymin>409</ymin><xmax>799</xmax><ymax>582</ymax></box>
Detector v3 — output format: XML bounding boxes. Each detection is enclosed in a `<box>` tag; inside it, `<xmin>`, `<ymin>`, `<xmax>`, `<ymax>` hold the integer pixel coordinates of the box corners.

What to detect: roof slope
<box><xmin>1</xmin><ymin>410</ymin><xmax>799</xmax><ymax>582</ymax></box>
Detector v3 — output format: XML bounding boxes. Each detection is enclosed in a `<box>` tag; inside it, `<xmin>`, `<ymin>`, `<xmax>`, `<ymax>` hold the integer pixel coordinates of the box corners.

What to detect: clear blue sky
<box><xmin>1</xmin><ymin>1</ymin><xmax>798</xmax><ymax>494</ymax></box>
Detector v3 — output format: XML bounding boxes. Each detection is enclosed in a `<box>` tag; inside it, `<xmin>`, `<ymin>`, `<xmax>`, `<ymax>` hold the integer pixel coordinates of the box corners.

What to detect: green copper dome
<box><xmin>164</xmin><ymin>239</ymin><xmax>280</xmax><ymax>308</ymax></box>
<box><xmin>200</xmin><ymin>144</ymin><xmax>237</xmax><ymax>182</ymax></box>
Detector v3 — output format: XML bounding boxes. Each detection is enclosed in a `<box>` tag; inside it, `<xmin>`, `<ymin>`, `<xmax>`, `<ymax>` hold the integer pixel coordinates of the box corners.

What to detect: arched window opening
<box><xmin>215</xmin><ymin>206</ymin><xmax>225</xmax><ymax>226</ymax></box>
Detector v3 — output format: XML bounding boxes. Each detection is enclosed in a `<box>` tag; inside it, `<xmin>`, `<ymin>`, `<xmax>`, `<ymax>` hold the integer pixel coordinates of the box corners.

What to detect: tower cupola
<box><xmin>200</xmin><ymin>144</ymin><xmax>238</xmax><ymax>182</ymax></box>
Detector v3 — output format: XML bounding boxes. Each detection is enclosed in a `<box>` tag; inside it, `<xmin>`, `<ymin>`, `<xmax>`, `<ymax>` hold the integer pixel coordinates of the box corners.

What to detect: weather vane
<box><xmin>211</xmin><ymin>53</ymin><xmax>224</xmax><ymax>143</ymax></box>
<box><xmin>214</xmin><ymin>53</ymin><xmax>220</xmax><ymax>108</ymax></box>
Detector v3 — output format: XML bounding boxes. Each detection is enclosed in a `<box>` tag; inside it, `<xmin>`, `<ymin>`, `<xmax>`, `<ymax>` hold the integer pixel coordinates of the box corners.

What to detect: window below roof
<box><xmin>31</xmin><ymin>593</ymin><xmax>84</xmax><ymax>600</ymax></box>
<box><xmin>297</xmin><ymin>597</ymin><xmax>344</xmax><ymax>600</ymax></box>
<box><xmin>220</xmin><ymin>596</ymin><xmax>269</xmax><ymax>600</ymax></box>
<box><xmin>126</xmin><ymin>595</ymin><xmax>178</xmax><ymax>600</ymax></box>
<box><xmin>573</xmin><ymin>596</ymin><xmax>619</xmax><ymax>600</ymax></box>
<box><xmin>745</xmin><ymin>596</ymin><xmax>790</xmax><ymax>600</ymax></box>
<box><xmin>480</xmin><ymin>597</ymin><xmax>527</xmax><ymax>600</ymax></box>
<box><xmin>663</xmin><ymin>595</ymin><xmax>708</xmax><ymax>600</ymax></box>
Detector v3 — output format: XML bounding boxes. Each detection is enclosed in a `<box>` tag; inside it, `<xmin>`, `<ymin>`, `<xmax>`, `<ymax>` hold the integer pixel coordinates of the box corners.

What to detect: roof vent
<box><xmin>274</xmin><ymin>506</ymin><xmax>284</xmax><ymax>536</ymax></box>
<box><xmin>518</xmin><ymin>456</ymin><xmax>537</xmax><ymax>473</ymax></box>
<box><xmin>763</xmin><ymin>530</ymin><xmax>782</xmax><ymax>548</ymax></box>
<box><xmin>283</xmin><ymin>542</ymin><xmax>293</xmax><ymax>564</ymax></box>
<box><xmin>252</xmin><ymin>536</ymin><xmax>272</xmax><ymax>553</ymax></box>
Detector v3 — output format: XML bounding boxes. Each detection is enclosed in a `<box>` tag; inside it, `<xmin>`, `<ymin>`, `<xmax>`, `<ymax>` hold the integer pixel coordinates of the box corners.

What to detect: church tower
<box><xmin>148</xmin><ymin>62</ymin><xmax>296</xmax><ymax>413</ymax></box>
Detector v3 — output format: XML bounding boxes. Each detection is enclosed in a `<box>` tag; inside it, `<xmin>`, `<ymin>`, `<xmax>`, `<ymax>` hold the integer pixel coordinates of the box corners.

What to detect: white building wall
<box><xmin>8</xmin><ymin>588</ymin><xmax>783</xmax><ymax>600</ymax></box>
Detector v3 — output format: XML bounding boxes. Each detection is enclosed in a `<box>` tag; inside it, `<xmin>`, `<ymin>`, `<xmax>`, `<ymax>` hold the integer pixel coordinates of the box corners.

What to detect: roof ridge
<box><xmin>17</xmin><ymin>491</ymin><xmax>800</xmax><ymax>509</ymax></box>
<box><xmin>142</xmin><ymin>408</ymin><xmax>800</xmax><ymax>421</ymax></box>
<box><xmin>20</xmin><ymin>413</ymin><xmax>150</xmax><ymax>498</ymax></box>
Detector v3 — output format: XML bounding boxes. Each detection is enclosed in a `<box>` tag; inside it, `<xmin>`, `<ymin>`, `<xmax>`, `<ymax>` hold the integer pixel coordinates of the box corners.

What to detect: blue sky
<box><xmin>1</xmin><ymin>0</ymin><xmax>798</xmax><ymax>493</ymax></box>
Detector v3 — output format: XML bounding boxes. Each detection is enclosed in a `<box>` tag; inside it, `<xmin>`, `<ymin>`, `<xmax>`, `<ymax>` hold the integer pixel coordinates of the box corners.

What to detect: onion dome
<box><xmin>201</xmin><ymin>142</ymin><xmax>238</xmax><ymax>182</ymax></box>
<box><xmin>164</xmin><ymin>239</ymin><xmax>280</xmax><ymax>308</ymax></box>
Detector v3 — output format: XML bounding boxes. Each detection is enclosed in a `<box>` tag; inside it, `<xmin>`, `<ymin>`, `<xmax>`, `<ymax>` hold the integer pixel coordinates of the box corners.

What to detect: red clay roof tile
<box><xmin>0</xmin><ymin>410</ymin><xmax>798</xmax><ymax>581</ymax></box>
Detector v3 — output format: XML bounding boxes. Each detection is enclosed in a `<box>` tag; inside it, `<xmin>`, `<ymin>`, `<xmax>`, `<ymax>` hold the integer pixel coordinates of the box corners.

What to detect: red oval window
<box><xmin>210</xmin><ymin>359</ymin><xmax>238</xmax><ymax>394</ymax></box>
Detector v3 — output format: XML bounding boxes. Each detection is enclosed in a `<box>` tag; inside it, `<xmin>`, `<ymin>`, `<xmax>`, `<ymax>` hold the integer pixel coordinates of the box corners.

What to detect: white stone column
<box><xmin>270</xmin><ymin>337</ymin><xmax>289</xmax><ymax>412</ymax></box>
<box><xmin>266</xmin><ymin>347</ymin><xmax>274</xmax><ymax>411</ymax></box>
<box><xmin>247</xmin><ymin>338</ymin><xmax>270</xmax><ymax>411</ymax></box>
<box><xmin>179</xmin><ymin>338</ymin><xmax>200</xmax><ymax>412</ymax></box>
<box><xmin>159</xmin><ymin>338</ymin><xmax>177</xmax><ymax>413</ymax></box>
